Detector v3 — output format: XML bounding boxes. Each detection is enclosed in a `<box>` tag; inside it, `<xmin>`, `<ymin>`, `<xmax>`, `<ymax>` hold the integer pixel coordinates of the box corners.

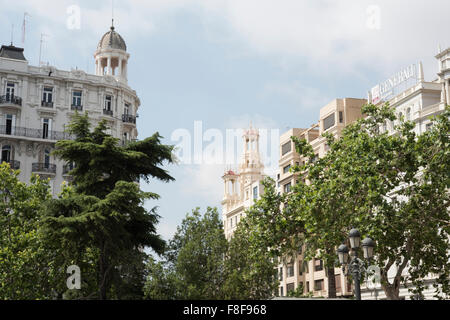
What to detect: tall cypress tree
<box><xmin>42</xmin><ymin>112</ymin><xmax>174</xmax><ymax>299</ymax></box>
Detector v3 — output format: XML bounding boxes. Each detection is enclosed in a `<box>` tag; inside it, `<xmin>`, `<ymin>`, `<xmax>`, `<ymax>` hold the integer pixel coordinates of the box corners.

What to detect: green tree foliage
<box><xmin>145</xmin><ymin>207</ymin><xmax>228</xmax><ymax>300</ymax></box>
<box><xmin>0</xmin><ymin>162</ymin><xmax>53</xmax><ymax>299</ymax></box>
<box><xmin>41</xmin><ymin>112</ymin><xmax>174</xmax><ymax>299</ymax></box>
<box><xmin>222</xmin><ymin>211</ymin><xmax>279</xmax><ymax>300</ymax></box>
<box><xmin>244</xmin><ymin>104</ymin><xmax>450</xmax><ymax>300</ymax></box>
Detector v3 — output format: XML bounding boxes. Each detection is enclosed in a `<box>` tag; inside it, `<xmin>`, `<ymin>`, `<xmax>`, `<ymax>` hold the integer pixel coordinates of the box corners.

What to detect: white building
<box><xmin>360</xmin><ymin>51</ymin><xmax>449</xmax><ymax>300</ymax></box>
<box><xmin>0</xmin><ymin>23</ymin><xmax>139</xmax><ymax>195</ymax></box>
<box><xmin>221</xmin><ymin>125</ymin><xmax>266</xmax><ymax>240</ymax></box>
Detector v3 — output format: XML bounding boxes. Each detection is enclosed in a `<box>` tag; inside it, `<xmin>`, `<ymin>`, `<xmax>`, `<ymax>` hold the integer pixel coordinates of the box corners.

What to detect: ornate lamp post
<box><xmin>337</xmin><ymin>228</ymin><xmax>375</xmax><ymax>300</ymax></box>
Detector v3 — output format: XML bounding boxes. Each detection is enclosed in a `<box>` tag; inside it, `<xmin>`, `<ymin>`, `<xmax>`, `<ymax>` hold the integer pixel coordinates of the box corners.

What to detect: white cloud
<box><xmin>7</xmin><ymin>0</ymin><xmax>449</xmax><ymax>78</ymax></box>
<box><xmin>178</xmin><ymin>164</ymin><xmax>224</xmax><ymax>201</ymax></box>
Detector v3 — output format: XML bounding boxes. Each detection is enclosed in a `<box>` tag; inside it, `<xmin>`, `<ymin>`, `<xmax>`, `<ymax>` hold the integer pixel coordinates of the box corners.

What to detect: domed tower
<box><xmin>94</xmin><ymin>21</ymin><xmax>129</xmax><ymax>83</ymax></box>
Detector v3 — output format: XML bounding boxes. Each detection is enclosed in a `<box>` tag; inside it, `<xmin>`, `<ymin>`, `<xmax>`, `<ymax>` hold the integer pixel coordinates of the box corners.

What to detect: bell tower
<box><xmin>239</xmin><ymin>124</ymin><xmax>264</xmax><ymax>190</ymax></box>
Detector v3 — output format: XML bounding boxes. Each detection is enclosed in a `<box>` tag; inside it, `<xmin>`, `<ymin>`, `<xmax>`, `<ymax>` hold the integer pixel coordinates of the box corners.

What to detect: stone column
<box><xmin>107</xmin><ymin>56</ymin><xmax>111</xmax><ymax>75</ymax></box>
<box><xmin>118</xmin><ymin>59</ymin><xmax>122</xmax><ymax>77</ymax></box>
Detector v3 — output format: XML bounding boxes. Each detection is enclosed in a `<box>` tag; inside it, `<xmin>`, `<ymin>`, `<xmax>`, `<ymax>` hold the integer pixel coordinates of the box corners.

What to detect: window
<box><xmin>406</xmin><ymin>107</ymin><xmax>411</xmax><ymax>121</ymax></box>
<box><xmin>323</xmin><ymin>113</ymin><xmax>335</xmax><ymax>131</ymax></box>
<box><xmin>253</xmin><ymin>186</ymin><xmax>258</xmax><ymax>200</ymax></box>
<box><xmin>104</xmin><ymin>95</ymin><xmax>112</xmax><ymax>111</ymax></box>
<box><xmin>426</xmin><ymin>123</ymin><xmax>433</xmax><ymax>131</ymax></box>
<box><xmin>383</xmin><ymin>121</ymin><xmax>387</xmax><ymax>132</ymax></box>
<box><xmin>314</xmin><ymin>259</ymin><xmax>323</xmax><ymax>271</ymax></box>
<box><xmin>42</xmin><ymin>87</ymin><xmax>53</xmax><ymax>105</ymax></box>
<box><xmin>5</xmin><ymin>114</ymin><xmax>13</xmax><ymax>135</ymax></box>
<box><xmin>286</xmin><ymin>283</ymin><xmax>295</xmax><ymax>294</ymax></box>
<box><xmin>287</xmin><ymin>264</ymin><xmax>294</xmax><ymax>277</ymax></box>
<box><xmin>277</xmin><ymin>173</ymin><xmax>280</xmax><ymax>181</ymax></box>
<box><xmin>298</xmin><ymin>261</ymin><xmax>303</xmax><ymax>275</ymax></box>
<box><xmin>279</xmin><ymin>267</ymin><xmax>283</xmax><ymax>281</ymax></box>
<box><xmin>281</xmin><ymin>141</ymin><xmax>291</xmax><ymax>156</ymax></box>
<box><xmin>1</xmin><ymin>145</ymin><xmax>11</xmax><ymax>163</ymax></box>
<box><xmin>42</xmin><ymin>118</ymin><xmax>51</xmax><ymax>139</ymax></box>
<box><xmin>230</xmin><ymin>218</ymin><xmax>232</xmax><ymax>228</ymax></box>
<box><xmin>305</xmin><ymin>281</ymin><xmax>310</xmax><ymax>292</ymax></box>
<box><xmin>72</xmin><ymin>91</ymin><xmax>82</xmax><ymax>107</ymax></box>
<box><xmin>283</xmin><ymin>164</ymin><xmax>291</xmax><ymax>174</ymax></box>
<box><xmin>5</xmin><ymin>82</ymin><xmax>15</xmax><ymax>98</ymax></box>
<box><xmin>280</xmin><ymin>286</ymin><xmax>284</xmax><ymax>297</ymax></box>
<box><xmin>339</xmin><ymin>111</ymin><xmax>343</xmax><ymax>123</ymax></box>
<box><xmin>284</xmin><ymin>182</ymin><xmax>291</xmax><ymax>193</ymax></box>
<box><xmin>124</xmin><ymin>103</ymin><xmax>130</xmax><ymax>115</ymax></box>
<box><xmin>44</xmin><ymin>149</ymin><xmax>51</xmax><ymax>168</ymax></box>
<box><xmin>314</xmin><ymin>279</ymin><xmax>324</xmax><ymax>291</ymax></box>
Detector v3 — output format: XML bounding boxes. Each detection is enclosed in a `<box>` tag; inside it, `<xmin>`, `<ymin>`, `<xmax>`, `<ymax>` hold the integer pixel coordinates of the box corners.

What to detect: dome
<box><xmin>97</xmin><ymin>26</ymin><xmax>127</xmax><ymax>51</ymax></box>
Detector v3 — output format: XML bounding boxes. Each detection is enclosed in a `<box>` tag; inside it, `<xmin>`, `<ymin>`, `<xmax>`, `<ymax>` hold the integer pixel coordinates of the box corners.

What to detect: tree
<box><xmin>0</xmin><ymin>162</ymin><xmax>54</xmax><ymax>299</ymax></box>
<box><xmin>222</xmin><ymin>211</ymin><xmax>279</xmax><ymax>300</ymax></box>
<box><xmin>41</xmin><ymin>112</ymin><xmax>174</xmax><ymax>299</ymax></box>
<box><xmin>243</xmin><ymin>103</ymin><xmax>449</xmax><ymax>300</ymax></box>
<box><xmin>144</xmin><ymin>207</ymin><xmax>228</xmax><ymax>300</ymax></box>
<box><xmin>289</xmin><ymin>103</ymin><xmax>450</xmax><ymax>299</ymax></box>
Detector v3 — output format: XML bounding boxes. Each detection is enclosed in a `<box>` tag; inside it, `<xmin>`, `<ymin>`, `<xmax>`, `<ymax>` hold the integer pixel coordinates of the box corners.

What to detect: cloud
<box><xmin>263</xmin><ymin>81</ymin><xmax>331</xmax><ymax>112</ymax></box>
<box><xmin>178</xmin><ymin>164</ymin><xmax>224</xmax><ymax>201</ymax></box>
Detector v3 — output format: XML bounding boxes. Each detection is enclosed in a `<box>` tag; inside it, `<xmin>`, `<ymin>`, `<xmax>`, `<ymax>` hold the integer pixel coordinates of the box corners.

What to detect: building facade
<box><xmin>276</xmin><ymin>98</ymin><xmax>367</xmax><ymax>298</ymax></box>
<box><xmin>0</xmin><ymin>24</ymin><xmax>139</xmax><ymax>195</ymax></box>
<box><xmin>360</xmin><ymin>55</ymin><xmax>448</xmax><ymax>300</ymax></box>
<box><xmin>222</xmin><ymin>125</ymin><xmax>266</xmax><ymax>240</ymax></box>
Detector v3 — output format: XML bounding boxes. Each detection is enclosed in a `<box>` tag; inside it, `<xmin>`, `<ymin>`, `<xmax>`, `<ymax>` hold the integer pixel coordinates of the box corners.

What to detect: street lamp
<box><xmin>337</xmin><ymin>229</ymin><xmax>375</xmax><ymax>300</ymax></box>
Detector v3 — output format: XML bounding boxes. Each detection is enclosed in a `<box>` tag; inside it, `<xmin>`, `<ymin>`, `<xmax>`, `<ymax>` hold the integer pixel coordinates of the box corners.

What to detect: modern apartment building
<box><xmin>0</xmin><ymin>24</ymin><xmax>139</xmax><ymax>195</ymax></box>
<box><xmin>276</xmin><ymin>98</ymin><xmax>367</xmax><ymax>298</ymax></box>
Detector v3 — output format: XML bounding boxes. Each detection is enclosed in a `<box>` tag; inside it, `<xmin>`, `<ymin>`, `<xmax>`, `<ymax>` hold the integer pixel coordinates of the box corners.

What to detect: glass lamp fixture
<box><xmin>349</xmin><ymin>228</ymin><xmax>361</xmax><ymax>249</ymax></box>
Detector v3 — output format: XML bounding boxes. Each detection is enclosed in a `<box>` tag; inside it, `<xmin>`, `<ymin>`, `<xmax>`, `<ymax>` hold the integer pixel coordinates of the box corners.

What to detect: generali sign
<box><xmin>371</xmin><ymin>64</ymin><xmax>418</xmax><ymax>104</ymax></box>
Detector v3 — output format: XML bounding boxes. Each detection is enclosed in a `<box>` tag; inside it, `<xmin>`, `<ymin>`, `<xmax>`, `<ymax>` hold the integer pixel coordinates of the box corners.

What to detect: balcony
<box><xmin>103</xmin><ymin>109</ymin><xmax>113</xmax><ymax>116</ymax></box>
<box><xmin>0</xmin><ymin>125</ymin><xmax>76</xmax><ymax>141</ymax></box>
<box><xmin>41</xmin><ymin>101</ymin><xmax>54</xmax><ymax>108</ymax></box>
<box><xmin>1</xmin><ymin>159</ymin><xmax>20</xmax><ymax>170</ymax></box>
<box><xmin>32</xmin><ymin>162</ymin><xmax>56</xmax><ymax>175</ymax></box>
<box><xmin>71</xmin><ymin>104</ymin><xmax>83</xmax><ymax>111</ymax></box>
<box><xmin>0</xmin><ymin>94</ymin><xmax>22</xmax><ymax>107</ymax></box>
<box><xmin>122</xmin><ymin>114</ymin><xmax>136</xmax><ymax>124</ymax></box>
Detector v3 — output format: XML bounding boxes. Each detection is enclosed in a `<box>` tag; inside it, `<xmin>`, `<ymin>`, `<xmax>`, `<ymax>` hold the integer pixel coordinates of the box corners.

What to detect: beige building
<box><xmin>222</xmin><ymin>125</ymin><xmax>266</xmax><ymax>240</ymax></box>
<box><xmin>276</xmin><ymin>98</ymin><xmax>366</xmax><ymax>297</ymax></box>
<box><xmin>0</xmin><ymin>23</ymin><xmax>139</xmax><ymax>195</ymax></box>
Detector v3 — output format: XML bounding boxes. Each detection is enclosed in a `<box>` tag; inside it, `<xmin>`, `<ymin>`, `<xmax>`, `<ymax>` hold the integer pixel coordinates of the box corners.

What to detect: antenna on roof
<box><xmin>22</xmin><ymin>12</ymin><xmax>31</xmax><ymax>47</ymax></box>
<box><xmin>111</xmin><ymin>0</ymin><xmax>115</xmax><ymax>29</ymax></box>
<box><xmin>10</xmin><ymin>24</ymin><xmax>14</xmax><ymax>45</ymax></box>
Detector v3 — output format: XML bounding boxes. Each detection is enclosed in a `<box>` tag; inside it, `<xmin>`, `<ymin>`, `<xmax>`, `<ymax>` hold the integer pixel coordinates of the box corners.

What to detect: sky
<box><xmin>1</xmin><ymin>0</ymin><xmax>449</xmax><ymax>242</ymax></box>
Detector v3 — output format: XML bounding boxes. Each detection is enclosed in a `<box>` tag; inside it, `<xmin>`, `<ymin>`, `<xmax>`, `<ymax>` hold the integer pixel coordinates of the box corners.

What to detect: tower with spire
<box><xmin>221</xmin><ymin>124</ymin><xmax>266</xmax><ymax>239</ymax></box>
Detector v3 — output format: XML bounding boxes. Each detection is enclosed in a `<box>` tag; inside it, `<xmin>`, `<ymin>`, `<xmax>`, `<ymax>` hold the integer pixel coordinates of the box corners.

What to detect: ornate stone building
<box><xmin>0</xmin><ymin>23</ymin><xmax>139</xmax><ymax>195</ymax></box>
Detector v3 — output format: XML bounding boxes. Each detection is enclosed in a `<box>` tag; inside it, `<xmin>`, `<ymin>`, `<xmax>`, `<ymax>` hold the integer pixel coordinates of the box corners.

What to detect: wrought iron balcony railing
<box><xmin>122</xmin><ymin>114</ymin><xmax>136</xmax><ymax>124</ymax></box>
<box><xmin>103</xmin><ymin>109</ymin><xmax>113</xmax><ymax>116</ymax></box>
<box><xmin>32</xmin><ymin>162</ymin><xmax>56</xmax><ymax>174</ymax></box>
<box><xmin>1</xmin><ymin>159</ymin><xmax>20</xmax><ymax>170</ymax></box>
<box><xmin>0</xmin><ymin>125</ymin><xmax>76</xmax><ymax>141</ymax></box>
<box><xmin>0</xmin><ymin>94</ymin><xmax>22</xmax><ymax>106</ymax></box>
<box><xmin>71</xmin><ymin>104</ymin><xmax>83</xmax><ymax>111</ymax></box>
<box><xmin>41</xmin><ymin>101</ymin><xmax>54</xmax><ymax>108</ymax></box>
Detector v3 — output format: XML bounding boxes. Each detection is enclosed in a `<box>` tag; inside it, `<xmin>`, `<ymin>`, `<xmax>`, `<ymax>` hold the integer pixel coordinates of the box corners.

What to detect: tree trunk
<box><xmin>327</xmin><ymin>265</ymin><xmax>337</xmax><ymax>298</ymax></box>
<box><xmin>381</xmin><ymin>270</ymin><xmax>401</xmax><ymax>300</ymax></box>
